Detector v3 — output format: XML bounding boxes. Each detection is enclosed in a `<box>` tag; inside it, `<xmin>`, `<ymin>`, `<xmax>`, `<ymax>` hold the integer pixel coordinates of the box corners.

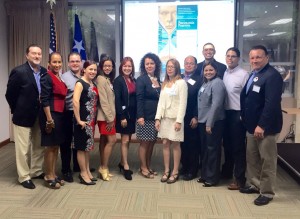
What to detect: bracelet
<box><xmin>46</xmin><ymin>120</ymin><xmax>54</xmax><ymax>125</ymax></box>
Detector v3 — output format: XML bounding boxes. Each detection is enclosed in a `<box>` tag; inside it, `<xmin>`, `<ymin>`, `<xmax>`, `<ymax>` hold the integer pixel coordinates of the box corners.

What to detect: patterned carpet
<box><xmin>0</xmin><ymin>143</ymin><xmax>300</xmax><ymax>219</ymax></box>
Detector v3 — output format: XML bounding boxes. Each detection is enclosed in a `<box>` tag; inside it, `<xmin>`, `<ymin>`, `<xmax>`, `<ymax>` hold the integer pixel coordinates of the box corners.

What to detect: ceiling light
<box><xmin>107</xmin><ymin>14</ymin><xmax>115</xmax><ymax>21</ymax></box>
<box><xmin>243</xmin><ymin>33</ymin><xmax>257</xmax><ymax>38</ymax></box>
<box><xmin>243</xmin><ymin>20</ymin><xmax>256</xmax><ymax>26</ymax></box>
<box><xmin>270</xmin><ymin>18</ymin><xmax>292</xmax><ymax>25</ymax></box>
<box><xmin>267</xmin><ymin>32</ymin><xmax>286</xmax><ymax>36</ymax></box>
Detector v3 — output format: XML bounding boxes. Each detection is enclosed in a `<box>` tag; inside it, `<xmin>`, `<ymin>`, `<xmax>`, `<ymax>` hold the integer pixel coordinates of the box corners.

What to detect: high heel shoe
<box><xmin>90</xmin><ymin>177</ymin><xmax>98</xmax><ymax>182</ymax></box>
<box><xmin>123</xmin><ymin>169</ymin><xmax>132</xmax><ymax>180</ymax></box>
<box><xmin>118</xmin><ymin>163</ymin><xmax>133</xmax><ymax>174</ymax></box>
<box><xmin>98</xmin><ymin>167</ymin><xmax>110</xmax><ymax>181</ymax></box>
<box><xmin>78</xmin><ymin>174</ymin><xmax>96</xmax><ymax>185</ymax></box>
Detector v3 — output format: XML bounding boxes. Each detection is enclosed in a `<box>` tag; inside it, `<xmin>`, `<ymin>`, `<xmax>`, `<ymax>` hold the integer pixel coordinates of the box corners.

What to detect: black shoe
<box><xmin>32</xmin><ymin>173</ymin><xmax>45</xmax><ymax>179</ymax></box>
<box><xmin>203</xmin><ymin>182</ymin><xmax>215</xmax><ymax>187</ymax></box>
<box><xmin>239</xmin><ymin>186</ymin><xmax>259</xmax><ymax>194</ymax></box>
<box><xmin>118</xmin><ymin>163</ymin><xmax>133</xmax><ymax>174</ymax></box>
<box><xmin>123</xmin><ymin>169</ymin><xmax>133</xmax><ymax>180</ymax></box>
<box><xmin>182</xmin><ymin>173</ymin><xmax>196</xmax><ymax>181</ymax></box>
<box><xmin>197</xmin><ymin>177</ymin><xmax>205</xmax><ymax>183</ymax></box>
<box><xmin>62</xmin><ymin>172</ymin><xmax>74</xmax><ymax>183</ymax></box>
<box><xmin>254</xmin><ymin>195</ymin><xmax>273</xmax><ymax>206</ymax></box>
<box><xmin>21</xmin><ymin>180</ymin><xmax>36</xmax><ymax>189</ymax></box>
<box><xmin>78</xmin><ymin>174</ymin><xmax>96</xmax><ymax>185</ymax></box>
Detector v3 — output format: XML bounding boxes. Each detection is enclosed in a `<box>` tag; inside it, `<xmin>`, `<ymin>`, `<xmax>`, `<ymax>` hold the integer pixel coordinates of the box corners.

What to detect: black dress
<box><xmin>114</xmin><ymin>75</ymin><xmax>136</xmax><ymax>134</ymax></box>
<box><xmin>73</xmin><ymin>79</ymin><xmax>99</xmax><ymax>151</ymax></box>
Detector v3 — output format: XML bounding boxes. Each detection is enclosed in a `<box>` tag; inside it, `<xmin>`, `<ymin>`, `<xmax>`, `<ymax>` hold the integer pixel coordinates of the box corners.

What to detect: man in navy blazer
<box><xmin>180</xmin><ymin>55</ymin><xmax>202</xmax><ymax>181</ymax></box>
<box><xmin>6</xmin><ymin>44</ymin><xmax>47</xmax><ymax>189</ymax></box>
<box><xmin>240</xmin><ymin>45</ymin><xmax>283</xmax><ymax>206</ymax></box>
<box><xmin>195</xmin><ymin>43</ymin><xmax>227</xmax><ymax>79</ymax></box>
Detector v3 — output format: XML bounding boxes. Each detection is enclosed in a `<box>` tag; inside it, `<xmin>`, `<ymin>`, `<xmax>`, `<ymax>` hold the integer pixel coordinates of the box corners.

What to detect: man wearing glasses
<box><xmin>195</xmin><ymin>43</ymin><xmax>227</xmax><ymax>79</ymax></box>
<box><xmin>222</xmin><ymin>47</ymin><xmax>249</xmax><ymax>189</ymax></box>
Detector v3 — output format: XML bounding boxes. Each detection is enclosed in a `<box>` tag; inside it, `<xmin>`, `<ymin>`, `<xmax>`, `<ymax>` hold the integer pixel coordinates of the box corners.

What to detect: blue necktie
<box><xmin>246</xmin><ymin>71</ymin><xmax>257</xmax><ymax>93</ymax></box>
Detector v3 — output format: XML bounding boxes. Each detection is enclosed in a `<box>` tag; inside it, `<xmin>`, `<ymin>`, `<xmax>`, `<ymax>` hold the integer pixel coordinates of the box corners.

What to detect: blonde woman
<box><xmin>155</xmin><ymin>58</ymin><xmax>187</xmax><ymax>184</ymax></box>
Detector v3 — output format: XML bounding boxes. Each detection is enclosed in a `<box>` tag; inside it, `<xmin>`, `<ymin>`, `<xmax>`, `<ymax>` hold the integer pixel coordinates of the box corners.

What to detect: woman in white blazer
<box><xmin>155</xmin><ymin>58</ymin><xmax>188</xmax><ymax>184</ymax></box>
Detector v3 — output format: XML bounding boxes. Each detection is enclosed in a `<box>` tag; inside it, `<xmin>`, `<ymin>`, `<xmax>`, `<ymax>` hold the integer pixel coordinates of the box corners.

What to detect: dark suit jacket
<box><xmin>113</xmin><ymin>75</ymin><xmax>136</xmax><ymax>120</ymax></box>
<box><xmin>240</xmin><ymin>63</ymin><xmax>283</xmax><ymax>135</ymax></box>
<box><xmin>181</xmin><ymin>73</ymin><xmax>202</xmax><ymax>127</ymax></box>
<box><xmin>195</xmin><ymin>59</ymin><xmax>227</xmax><ymax>80</ymax></box>
<box><xmin>5</xmin><ymin>62</ymin><xmax>47</xmax><ymax>127</ymax></box>
<box><xmin>136</xmin><ymin>74</ymin><xmax>160</xmax><ymax>120</ymax></box>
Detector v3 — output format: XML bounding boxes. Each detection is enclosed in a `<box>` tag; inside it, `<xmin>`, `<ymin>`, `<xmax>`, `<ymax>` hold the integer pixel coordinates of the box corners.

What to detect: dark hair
<box><xmin>139</xmin><ymin>52</ymin><xmax>161</xmax><ymax>81</ymax></box>
<box><xmin>98</xmin><ymin>56</ymin><xmax>116</xmax><ymax>82</ymax></box>
<box><xmin>203</xmin><ymin>61</ymin><xmax>218</xmax><ymax>82</ymax></box>
<box><xmin>162</xmin><ymin>58</ymin><xmax>182</xmax><ymax>88</ymax></box>
<box><xmin>203</xmin><ymin>42</ymin><xmax>215</xmax><ymax>50</ymax></box>
<box><xmin>119</xmin><ymin>56</ymin><xmax>135</xmax><ymax>78</ymax></box>
<box><xmin>26</xmin><ymin>44</ymin><xmax>42</xmax><ymax>54</ymax></box>
<box><xmin>49</xmin><ymin>52</ymin><xmax>62</xmax><ymax>63</ymax></box>
<box><xmin>68</xmin><ymin>52</ymin><xmax>81</xmax><ymax>62</ymax></box>
<box><xmin>226</xmin><ymin>47</ymin><xmax>240</xmax><ymax>57</ymax></box>
<box><xmin>250</xmin><ymin>45</ymin><xmax>268</xmax><ymax>56</ymax></box>
<box><xmin>100</xmin><ymin>53</ymin><xmax>109</xmax><ymax>61</ymax></box>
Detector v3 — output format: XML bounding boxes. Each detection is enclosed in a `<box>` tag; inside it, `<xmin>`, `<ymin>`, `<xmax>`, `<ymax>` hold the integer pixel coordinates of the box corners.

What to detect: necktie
<box><xmin>246</xmin><ymin>71</ymin><xmax>257</xmax><ymax>93</ymax></box>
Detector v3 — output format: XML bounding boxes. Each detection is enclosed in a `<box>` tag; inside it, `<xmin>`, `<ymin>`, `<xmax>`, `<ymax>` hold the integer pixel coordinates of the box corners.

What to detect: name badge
<box><xmin>200</xmin><ymin>87</ymin><xmax>205</xmax><ymax>92</ymax></box>
<box><xmin>188</xmin><ymin>78</ymin><xmax>196</xmax><ymax>85</ymax></box>
<box><xmin>122</xmin><ymin>106</ymin><xmax>126</xmax><ymax>110</ymax></box>
<box><xmin>253</xmin><ymin>85</ymin><xmax>260</xmax><ymax>93</ymax></box>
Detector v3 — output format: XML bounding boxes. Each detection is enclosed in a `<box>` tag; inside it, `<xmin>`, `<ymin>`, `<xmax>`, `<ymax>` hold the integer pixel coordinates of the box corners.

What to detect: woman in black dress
<box><xmin>40</xmin><ymin>52</ymin><xmax>67</xmax><ymax>189</ymax></box>
<box><xmin>73</xmin><ymin>60</ymin><xmax>99</xmax><ymax>185</ymax></box>
<box><xmin>114</xmin><ymin>57</ymin><xmax>136</xmax><ymax>180</ymax></box>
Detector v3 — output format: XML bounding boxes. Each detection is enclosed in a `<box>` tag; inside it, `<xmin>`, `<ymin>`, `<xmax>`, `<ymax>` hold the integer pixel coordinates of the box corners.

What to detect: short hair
<box><xmin>203</xmin><ymin>42</ymin><xmax>215</xmax><ymax>50</ymax></box>
<box><xmin>250</xmin><ymin>45</ymin><xmax>268</xmax><ymax>56</ymax></box>
<box><xmin>26</xmin><ymin>44</ymin><xmax>42</xmax><ymax>54</ymax></box>
<box><xmin>68</xmin><ymin>52</ymin><xmax>81</xmax><ymax>62</ymax></box>
<box><xmin>139</xmin><ymin>52</ymin><xmax>161</xmax><ymax>81</ymax></box>
<box><xmin>49</xmin><ymin>52</ymin><xmax>62</xmax><ymax>63</ymax></box>
<box><xmin>202</xmin><ymin>61</ymin><xmax>218</xmax><ymax>82</ymax></box>
<box><xmin>98</xmin><ymin>56</ymin><xmax>116</xmax><ymax>82</ymax></box>
<box><xmin>184</xmin><ymin>55</ymin><xmax>197</xmax><ymax>65</ymax></box>
<box><xmin>226</xmin><ymin>47</ymin><xmax>240</xmax><ymax>57</ymax></box>
<box><xmin>119</xmin><ymin>57</ymin><xmax>135</xmax><ymax>78</ymax></box>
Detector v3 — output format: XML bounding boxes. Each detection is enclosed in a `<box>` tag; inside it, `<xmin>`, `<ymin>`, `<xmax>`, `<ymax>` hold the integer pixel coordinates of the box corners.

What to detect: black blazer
<box><xmin>5</xmin><ymin>62</ymin><xmax>47</xmax><ymax>127</ymax></box>
<box><xmin>136</xmin><ymin>74</ymin><xmax>160</xmax><ymax>120</ymax></box>
<box><xmin>195</xmin><ymin>59</ymin><xmax>227</xmax><ymax>80</ymax></box>
<box><xmin>113</xmin><ymin>75</ymin><xmax>136</xmax><ymax>120</ymax></box>
<box><xmin>181</xmin><ymin>73</ymin><xmax>202</xmax><ymax>126</ymax></box>
<box><xmin>240</xmin><ymin>63</ymin><xmax>283</xmax><ymax>135</ymax></box>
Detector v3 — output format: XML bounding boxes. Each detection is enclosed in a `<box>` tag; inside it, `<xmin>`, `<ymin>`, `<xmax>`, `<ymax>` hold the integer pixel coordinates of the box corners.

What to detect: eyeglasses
<box><xmin>166</xmin><ymin>66</ymin><xmax>175</xmax><ymax>69</ymax></box>
<box><xmin>226</xmin><ymin>55</ymin><xmax>238</xmax><ymax>59</ymax></box>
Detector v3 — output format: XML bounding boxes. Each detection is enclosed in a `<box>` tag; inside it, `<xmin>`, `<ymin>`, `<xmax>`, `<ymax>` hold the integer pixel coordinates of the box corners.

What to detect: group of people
<box><xmin>6</xmin><ymin>42</ymin><xmax>283</xmax><ymax>206</ymax></box>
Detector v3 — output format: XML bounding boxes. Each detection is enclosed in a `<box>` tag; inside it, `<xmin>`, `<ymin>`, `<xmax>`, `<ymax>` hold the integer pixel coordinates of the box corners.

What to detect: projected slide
<box><xmin>123</xmin><ymin>0</ymin><xmax>235</xmax><ymax>77</ymax></box>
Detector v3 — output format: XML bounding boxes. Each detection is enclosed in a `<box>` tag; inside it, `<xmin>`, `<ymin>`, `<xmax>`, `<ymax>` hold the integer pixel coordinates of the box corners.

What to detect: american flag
<box><xmin>49</xmin><ymin>12</ymin><xmax>57</xmax><ymax>54</ymax></box>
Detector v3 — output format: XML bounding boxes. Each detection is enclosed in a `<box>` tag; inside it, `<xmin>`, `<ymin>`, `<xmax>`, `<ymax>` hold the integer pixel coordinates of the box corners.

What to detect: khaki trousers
<box><xmin>246</xmin><ymin>132</ymin><xmax>279</xmax><ymax>198</ymax></box>
<box><xmin>13</xmin><ymin>119</ymin><xmax>44</xmax><ymax>183</ymax></box>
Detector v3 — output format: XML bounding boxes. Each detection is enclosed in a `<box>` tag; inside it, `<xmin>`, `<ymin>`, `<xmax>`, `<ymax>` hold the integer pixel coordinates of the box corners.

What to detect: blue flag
<box><xmin>72</xmin><ymin>14</ymin><xmax>87</xmax><ymax>60</ymax></box>
<box><xmin>49</xmin><ymin>12</ymin><xmax>57</xmax><ymax>54</ymax></box>
<box><xmin>90</xmin><ymin>21</ymin><xmax>99</xmax><ymax>62</ymax></box>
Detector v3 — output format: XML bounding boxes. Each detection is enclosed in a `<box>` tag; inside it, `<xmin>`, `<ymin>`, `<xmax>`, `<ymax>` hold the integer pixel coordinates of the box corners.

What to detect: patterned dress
<box><xmin>74</xmin><ymin>79</ymin><xmax>99</xmax><ymax>151</ymax></box>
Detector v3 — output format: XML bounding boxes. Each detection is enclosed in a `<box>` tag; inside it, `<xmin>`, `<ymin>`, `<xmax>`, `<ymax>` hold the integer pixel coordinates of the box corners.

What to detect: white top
<box><xmin>223</xmin><ymin>66</ymin><xmax>249</xmax><ymax>110</ymax></box>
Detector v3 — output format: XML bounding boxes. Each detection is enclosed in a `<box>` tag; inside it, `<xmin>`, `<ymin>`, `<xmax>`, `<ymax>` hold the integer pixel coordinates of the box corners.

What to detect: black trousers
<box><xmin>199</xmin><ymin>120</ymin><xmax>224</xmax><ymax>184</ymax></box>
<box><xmin>180</xmin><ymin>125</ymin><xmax>200</xmax><ymax>176</ymax></box>
<box><xmin>60</xmin><ymin>110</ymin><xmax>79</xmax><ymax>173</ymax></box>
<box><xmin>222</xmin><ymin>110</ymin><xmax>246</xmax><ymax>184</ymax></box>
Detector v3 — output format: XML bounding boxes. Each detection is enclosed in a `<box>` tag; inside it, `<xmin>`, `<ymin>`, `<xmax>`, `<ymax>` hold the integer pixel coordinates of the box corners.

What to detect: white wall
<box><xmin>0</xmin><ymin>0</ymin><xmax>10</xmax><ymax>143</ymax></box>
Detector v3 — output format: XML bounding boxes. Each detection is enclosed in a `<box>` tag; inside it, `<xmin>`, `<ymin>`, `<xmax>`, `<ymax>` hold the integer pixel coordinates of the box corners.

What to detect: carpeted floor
<box><xmin>0</xmin><ymin>142</ymin><xmax>300</xmax><ymax>219</ymax></box>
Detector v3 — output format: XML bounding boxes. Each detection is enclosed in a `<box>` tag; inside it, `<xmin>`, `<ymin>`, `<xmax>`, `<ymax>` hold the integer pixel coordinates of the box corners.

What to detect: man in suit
<box><xmin>180</xmin><ymin>55</ymin><xmax>202</xmax><ymax>181</ymax></box>
<box><xmin>240</xmin><ymin>45</ymin><xmax>283</xmax><ymax>206</ymax></box>
<box><xmin>6</xmin><ymin>44</ymin><xmax>47</xmax><ymax>189</ymax></box>
<box><xmin>222</xmin><ymin>47</ymin><xmax>249</xmax><ymax>189</ymax></box>
<box><xmin>195</xmin><ymin>43</ymin><xmax>227</xmax><ymax>79</ymax></box>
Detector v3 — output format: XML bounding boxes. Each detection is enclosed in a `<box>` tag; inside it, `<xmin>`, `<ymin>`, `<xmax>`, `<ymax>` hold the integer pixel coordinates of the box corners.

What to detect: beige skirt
<box><xmin>158</xmin><ymin>117</ymin><xmax>184</xmax><ymax>142</ymax></box>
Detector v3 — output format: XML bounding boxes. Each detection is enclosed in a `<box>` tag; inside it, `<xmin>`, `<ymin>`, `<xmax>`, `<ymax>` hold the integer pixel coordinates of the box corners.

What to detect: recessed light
<box><xmin>270</xmin><ymin>18</ymin><xmax>292</xmax><ymax>25</ymax></box>
<box><xmin>275</xmin><ymin>5</ymin><xmax>278</xmax><ymax>8</ymax></box>
<box><xmin>267</xmin><ymin>32</ymin><xmax>286</xmax><ymax>36</ymax></box>
<box><xmin>243</xmin><ymin>33</ymin><xmax>257</xmax><ymax>37</ymax></box>
<box><xmin>265</xmin><ymin>11</ymin><xmax>268</xmax><ymax>13</ymax></box>
<box><xmin>243</xmin><ymin>20</ymin><xmax>256</xmax><ymax>26</ymax></box>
